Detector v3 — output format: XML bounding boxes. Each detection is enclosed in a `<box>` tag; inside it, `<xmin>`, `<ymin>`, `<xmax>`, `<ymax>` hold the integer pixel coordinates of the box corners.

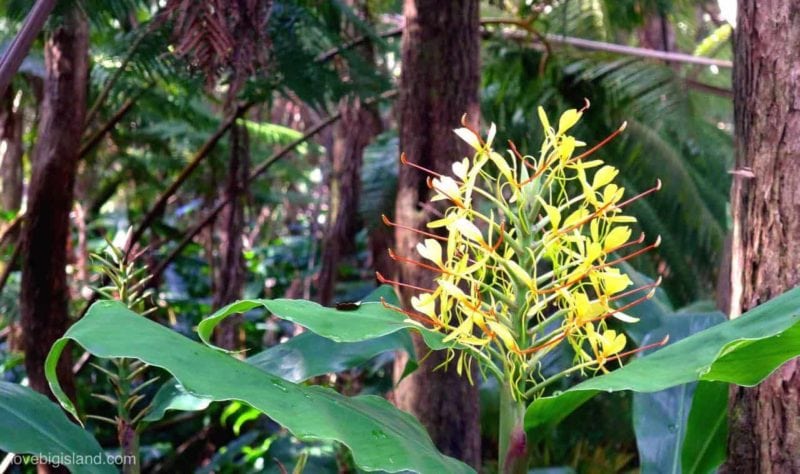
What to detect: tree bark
<box><xmin>211</xmin><ymin>123</ymin><xmax>248</xmax><ymax>350</ymax></box>
<box><xmin>392</xmin><ymin>0</ymin><xmax>481</xmax><ymax>467</ymax></box>
<box><xmin>318</xmin><ymin>98</ymin><xmax>382</xmax><ymax>305</ymax></box>
<box><xmin>725</xmin><ymin>2</ymin><xmax>800</xmax><ymax>472</ymax></box>
<box><xmin>1</xmin><ymin>87</ymin><xmax>24</xmax><ymax>218</ymax></box>
<box><xmin>20</xmin><ymin>8</ymin><xmax>88</xmax><ymax>400</ymax></box>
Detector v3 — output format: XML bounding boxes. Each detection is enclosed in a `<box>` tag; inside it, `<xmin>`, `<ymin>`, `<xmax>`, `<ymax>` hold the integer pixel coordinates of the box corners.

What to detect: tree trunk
<box><xmin>318</xmin><ymin>98</ymin><xmax>382</xmax><ymax>305</ymax></box>
<box><xmin>211</xmin><ymin>123</ymin><xmax>248</xmax><ymax>350</ymax></box>
<box><xmin>392</xmin><ymin>0</ymin><xmax>481</xmax><ymax>468</ymax></box>
<box><xmin>1</xmin><ymin>87</ymin><xmax>24</xmax><ymax>218</ymax></box>
<box><xmin>20</xmin><ymin>8</ymin><xmax>88</xmax><ymax>400</ymax></box>
<box><xmin>725</xmin><ymin>2</ymin><xmax>800</xmax><ymax>472</ymax></box>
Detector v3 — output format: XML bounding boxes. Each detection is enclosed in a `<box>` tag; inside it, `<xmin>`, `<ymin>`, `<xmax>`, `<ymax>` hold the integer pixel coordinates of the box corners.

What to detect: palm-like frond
<box><xmin>481</xmin><ymin>34</ymin><xmax>731</xmax><ymax>304</ymax></box>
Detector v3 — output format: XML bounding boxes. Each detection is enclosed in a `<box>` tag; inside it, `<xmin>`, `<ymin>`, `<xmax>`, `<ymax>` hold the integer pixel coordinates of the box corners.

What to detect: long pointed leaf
<box><xmin>525</xmin><ymin>286</ymin><xmax>800</xmax><ymax>433</ymax></box>
<box><xmin>0</xmin><ymin>382</ymin><xmax>114</xmax><ymax>474</ymax></box>
<box><xmin>45</xmin><ymin>301</ymin><xmax>472</xmax><ymax>474</ymax></box>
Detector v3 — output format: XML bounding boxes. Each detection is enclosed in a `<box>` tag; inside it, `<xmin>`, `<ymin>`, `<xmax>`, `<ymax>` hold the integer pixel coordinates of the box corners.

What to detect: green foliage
<box><xmin>681</xmin><ymin>380</ymin><xmax>728</xmax><ymax>473</ymax></box>
<box><xmin>525</xmin><ymin>285</ymin><xmax>800</xmax><ymax>432</ymax></box>
<box><xmin>45</xmin><ymin>299</ymin><xmax>470</xmax><ymax>473</ymax></box>
<box><xmin>0</xmin><ymin>382</ymin><xmax>113</xmax><ymax>474</ymax></box>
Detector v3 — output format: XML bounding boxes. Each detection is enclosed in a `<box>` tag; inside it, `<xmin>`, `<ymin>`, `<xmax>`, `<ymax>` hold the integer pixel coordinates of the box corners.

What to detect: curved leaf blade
<box><xmin>681</xmin><ymin>381</ymin><xmax>728</xmax><ymax>474</ymax></box>
<box><xmin>198</xmin><ymin>296</ymin><xmax>450</xmax><ymax>351</ymax></box>
<box><xmin>45</xmin><ymin>301</ymin><xmax>472</xmax><ymax>474</ymax></box>
<box><xmin>525</xmin><ymin>286</ymin><xmax>800</xmax><ymax>433</ymax></box>
<box><xmin>0</xmin><ymin>382</ymin><xmax>114</xmax><ymax>474</ymax></box>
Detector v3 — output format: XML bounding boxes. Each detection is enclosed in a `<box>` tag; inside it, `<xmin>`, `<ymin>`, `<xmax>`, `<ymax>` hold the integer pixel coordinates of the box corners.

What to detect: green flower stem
<box><xmin>498</xmin><ymin>382</ymin><xmax>528</xmax><ymax>474</ymax></box>
<box><xmin>523</xmin><ymin>360</ymin><xmax>597</xmax><ymax>398</ymax></box>
<box><xmin>115</xmin><ymin>359</ymin><xmax>141</xmax><ymax>474</ymax></box>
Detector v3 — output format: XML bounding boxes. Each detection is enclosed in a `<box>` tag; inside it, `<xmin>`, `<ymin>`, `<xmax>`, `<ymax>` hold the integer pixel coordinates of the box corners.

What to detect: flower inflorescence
<box><xmin>381</xmin><ymin>104</ymin><xmax>664</xmax><ymax>400</ymax></box>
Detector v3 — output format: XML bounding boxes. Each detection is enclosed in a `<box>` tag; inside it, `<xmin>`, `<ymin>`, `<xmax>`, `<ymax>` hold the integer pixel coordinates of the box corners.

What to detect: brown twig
<box><xmin>0</xmin><ymin>0</ymin><xmax>58</xmax><ymax>97</ymax></box>
<box><xmin>151</xmin><ymin>89</ymin><xmax>398</xmax><ymax>279</ymax></box>
<box><xmin>124</xmin><ymin>103</ymin><xmax>252</xmax><ymax>259</ymax></box>
<box><xmin>0</xmin><ymin>235</ymin><xmax>22</xmax><ymax>296</ymax></box>
<box><xmin>79</xmin><ymin>86</ymin><xmax>151</xmax><ymax>159</ymax></box>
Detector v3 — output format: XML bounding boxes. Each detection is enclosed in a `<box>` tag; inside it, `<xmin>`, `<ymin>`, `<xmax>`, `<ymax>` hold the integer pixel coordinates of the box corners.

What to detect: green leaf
<box><xmin>144</xmin><ymin>379</ymin><xmax>212</xmax><ymax>422</ymax></box>
<box><xmin>45</xmin><ymin>301</ymin><xmax>473</xmax><ymax>474</ymax></box>
<box><xmin>0</xmin><ymin>382</ymin><xmax>115</xmax><ymax>474</ymax></box>
<box><xmin>632</xmin><ymin>312</ymin><xmax>724</xmax><ymax>473</ymax></box>
<box><xmin>525</xmin><ymin>286</ymin><xmax>800</xmax><ymax>433</ymax></box>
<box><xmin>146</xmin><ymin>286</ymin><xmax>419</xmax><ymax>422</ymax></box>
<box><xmin>681</xmin><ymin>381</ymin><xmax>728</xmax><ymax>474</ymax></box>
<box><xmin>198</xmin><ymin>295</ymin><xmax>449</xmax><ymax>351</ymax></box>
<box><xmin>247</xmin><ymin>330</ymin><xmax>417</xmax><ymax>382</ymax></box>
<box><xmin>145</xmin><ymin>331</ymin><xmax>417</xmax><ymax>422</ymax></box>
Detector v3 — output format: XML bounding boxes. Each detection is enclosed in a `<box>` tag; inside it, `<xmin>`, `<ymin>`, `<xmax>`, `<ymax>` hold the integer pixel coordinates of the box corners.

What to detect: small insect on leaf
<box><xmin>335</xmin><ymin>301</ymin><xmax>361</xmax><ymax>311</ymax></box>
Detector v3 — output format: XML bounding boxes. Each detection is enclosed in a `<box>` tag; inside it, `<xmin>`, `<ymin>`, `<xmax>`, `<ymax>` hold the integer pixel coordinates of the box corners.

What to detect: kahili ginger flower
<box><xmin>379</xmin><ymin>102</ymin><xmax>666</xmax><ymax>401</ymax></box>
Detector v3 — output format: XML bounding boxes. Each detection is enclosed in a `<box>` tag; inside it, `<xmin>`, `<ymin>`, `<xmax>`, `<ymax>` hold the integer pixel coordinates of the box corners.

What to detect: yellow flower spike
<box><xmin>383</xmin><ymin>106</ymin><xmax>661</xmax><ymax>401</ymax></box>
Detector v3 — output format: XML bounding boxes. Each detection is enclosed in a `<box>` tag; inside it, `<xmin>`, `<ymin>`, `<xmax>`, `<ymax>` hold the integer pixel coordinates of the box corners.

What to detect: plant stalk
<box><xmin>498</xmin><ymin>383</ymin><xmax>528</xmax><ymax>474</ymax></box>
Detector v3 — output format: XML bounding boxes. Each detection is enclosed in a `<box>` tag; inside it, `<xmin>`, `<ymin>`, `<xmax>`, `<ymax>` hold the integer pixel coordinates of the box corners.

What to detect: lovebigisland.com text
<box><xmin>8</xmin><ymin>453</ymin><xmax>136</xmax><ymax>469</ymax></box>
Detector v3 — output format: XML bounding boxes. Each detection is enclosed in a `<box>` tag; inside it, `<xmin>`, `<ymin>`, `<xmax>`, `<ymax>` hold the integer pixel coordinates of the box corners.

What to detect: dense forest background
<box><xmin>1</xmin><ymin>0</ymin><xmax>797</xmax><ymax>472</ymax></box>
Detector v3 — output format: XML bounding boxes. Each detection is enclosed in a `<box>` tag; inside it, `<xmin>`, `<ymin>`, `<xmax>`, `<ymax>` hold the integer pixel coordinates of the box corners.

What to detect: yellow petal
<box><xmin>487</xmin><ymin>321</ymin><xmax>518</xmax><ymax>351</ymax></box>
<box><xmin>452</xmin><ymin>158</ymin><xmax>469</xmax><ymax>179</ymax></box>
<box><xmin>557</xmin><ymin>109</ymin><xmax>582</xmax><ymax>135</ymax></box>
<box><xmin>538</xmin><ymin>106</ymin><xmax>552</xmax><ymax>132</ymax></box>
<box><xmin>416</xmin><ymin>238</ymin><xmax>443</xmax><ymax>266</ymax></box>
<box><xmin>452</xmin><ymin>218</ymin><xmax>484</xmax><ymax>244</ymax></box>
<box><xmin>592</xmin><ymin>165</ymin><xmax>618</xmax><ymax>189</ymax></box>
<box><xmin>603</xmin><ymin>226</ymin><xmax>631</xmax><ymax>252</ymax></box>
<box><xmin>454</xmin><ymin>127</ymin><xmax>481</xmax><ymax>151</ymax></box>
<box><xmin>537</xmin><ymin>197</ymin><xmax>562</xmax><ymax>230</ymax></box>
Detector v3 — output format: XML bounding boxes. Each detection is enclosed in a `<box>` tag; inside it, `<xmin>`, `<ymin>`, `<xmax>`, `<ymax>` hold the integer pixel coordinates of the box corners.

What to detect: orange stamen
<box><xmin>382</xmin><ymin>214</ymin><xmax>448</xmax><ymax>241</ymax></box>
<box><xmin>400</xmin><ymin>152</ymin><xmax>443</xmax><ymax>177</ymax></box>
<box><xmin>388</xmin><ymin>248</ymin><xmax>445</xmax><ymax>274</ymax></box>
<box><xmin>602</xmin><ymin>236</ymin><xmax>661</xmax><ymax>267</ymax></box>
<box><xmin>616</xmin><ymin>179</ymin><xmax>662</xmax><ymax>209</ymax></box>
<box><xmin>569</xmin><ymin>121</ymin><xmax>627</xmax><ymax>163</ymax></box>
<box><xmin>375</xmin><ymin>271</ymin><xmax>436</xmax><ymax>294</ymax></box>
<box><xmin>608</xmin><ymin>276</ymin><xmax>662</xmax><ymax>302</ymax></box>
<box><xmin>614</xmin><ymin>334</ymin><xmax>669</xmax><ymax>361</ymax></box>
<box><xmin>587</xmin><ymin>290</ymin><xmax>655</xmax><ymax>325</ymax></box>
<box><xmin>380</xmin><ymin>297</ymin><xmax>442</xmax><ymax>328</ymax></box>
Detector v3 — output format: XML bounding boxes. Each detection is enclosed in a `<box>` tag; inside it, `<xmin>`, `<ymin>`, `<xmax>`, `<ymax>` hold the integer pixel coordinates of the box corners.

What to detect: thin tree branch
<box><xmin>151</xmin><ymin>90</ymin><xmax>398</xmax><ymax>279</ymax></box>
<box><xmin>79</xmin><ymin>86</ymin><xmax>149</xmax><ymax>159</ymax></box>
<box><xmin>84</xmin><ymin>30</ymin><xmax>149</xmax><ymax>127</ymax></box>
<box><xmin>0</xmin><ymin>0</ymin><xmax>58</xmax><ymax>97</ymax></box>
<box><xmin>316</xmin><ymin>20</ymin><xmax>733</xmax><ymax>71</ymax></box>
<box><xmin>0</xmin><ymin>235</ymin><xmax>22</xmax><ymax>296</ymax></box>
<box><xmin>124</xmin><ymin>103</ymin><xmax>252</xmax><ymax>257</ymax></box>
<box><xmin>0</xmin><ymin>214</ymin><xmax>23</xmax><ymax>249</ymax></box>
